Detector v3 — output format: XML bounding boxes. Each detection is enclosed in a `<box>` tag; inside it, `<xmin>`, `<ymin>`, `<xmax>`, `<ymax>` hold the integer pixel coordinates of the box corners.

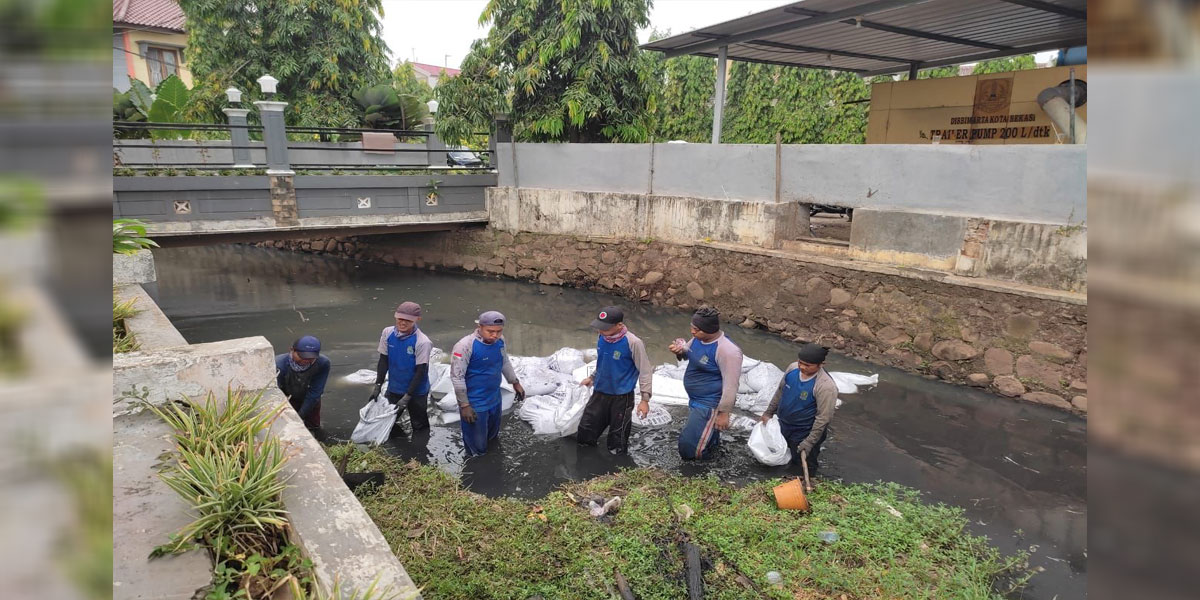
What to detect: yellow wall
<box><xmin>122</xmin><ymin>30</ymin><xmax>193</xmax><ymax>88</ymax></box>
<box><xmin>867</xmin><ymin>65</ymin><xmax>1086</xmax><ymax>144</ymax></box>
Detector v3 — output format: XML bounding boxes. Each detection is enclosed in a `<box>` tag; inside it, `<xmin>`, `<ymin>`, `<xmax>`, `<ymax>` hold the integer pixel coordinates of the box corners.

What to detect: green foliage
<box><xmin>113</xmin><ymin>218</ymin><xmax>158</xmax><ymax>254</ymax></box>
<box><xmin>353</xmin><ymin>84</ymin><xmax>428</xmax><ymax>130</ymax></box>
<box><xmin>722</xmin><ymin>63</ymin><xmax>872</xmax><ymax>144</ymax></box>
<box><xmin>178</xmin><ymin>0</ymin><xmax>391</xmax><ymax>128</ymax></box>
<box><xmin>649</xmin><ymin>53</ymin><xmax>713</xmax><ymax>142</ymax></box>
<box><xmin>112</xmin><ymin>292</ymin><xmax>139</xmax><ymax>354</ymax></box>
<box><xmin>0</xmin><ymin>177</ymin><xmax>44</xmax><ymax>230</ymax></box>
<box><xmin>436</xmin><ymin>0</ymin><xmax>658</xmax><ymax>144</ymax></box>
<box><xmin>392</xmin><ymin>62</ymin><xmax>435</xmax><ymax>103</ymax></box>
<box><xmin>52</xmin><ymin>451</ymin><xmax>114</xmax><ymax>600</ymax></box>
<box><xmin>330</xmin><ymin>444</ymin><xmax>1032</xmax><ymax>599</ymax></box>
<box><xmin>146</xmin><ymin>75</ymin><xmax>191</xmax><ymax>139</ymax></box>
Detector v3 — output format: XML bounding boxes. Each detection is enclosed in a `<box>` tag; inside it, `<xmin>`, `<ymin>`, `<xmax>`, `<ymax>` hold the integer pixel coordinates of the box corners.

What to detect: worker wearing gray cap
<box><xmin>369</xmin><ymin>302</ymin><xmax>434</xmax><ymax>433</ymax></box>
<box><xmin>449</xmin><ymin>311</ymin><xmax>526</xmax><ymax>456</ymax></box>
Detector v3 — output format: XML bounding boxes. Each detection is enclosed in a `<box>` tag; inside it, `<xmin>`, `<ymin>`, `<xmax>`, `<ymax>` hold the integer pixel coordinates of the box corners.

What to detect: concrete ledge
<box><xmin>113</xmin><ymin>412</ymin><xmax>213</xmax><ymax>600</ymax></box>
<box><xmin>269</xmin><ymin>390</ymin><xmax>422</xmax><ymax>599</ymax></box>
<box><xmin>113</xmin><ymin>250</ymin><xmax>157</xmax><ymax>286</ymax></box>
<box><xmin>117</xmin><ymin>284</ymin><xmax>188</xmax><ymax>351</ymax></box>
<box><xmin>112</xmin><ymin>336</ymin><xmax>276</xmax><ymax>416</ymax></box>
<box><xmin>146</xmin><ymin>212</ymin><xmax>489</xmax><ymax>237</ymax></box>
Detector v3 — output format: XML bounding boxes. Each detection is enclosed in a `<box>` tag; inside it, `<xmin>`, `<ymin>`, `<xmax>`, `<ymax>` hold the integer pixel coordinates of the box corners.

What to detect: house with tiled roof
<box><xmin>406</xmin><ymin>62</ymin><xmax>461</xmax><ymax>87</ymax></box>
<box><xmin>113</xmin><ymin>0</ymin><xmax>191</xmax><ymax>91</ymax></box>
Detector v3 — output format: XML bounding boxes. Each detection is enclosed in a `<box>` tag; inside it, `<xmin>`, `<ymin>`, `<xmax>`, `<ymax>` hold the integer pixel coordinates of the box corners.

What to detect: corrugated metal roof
<box><xmin>113</xmin><ymin>0</ymin><xmax>186</xmax><ymax>33</ymax></box>
<box><xmin>642</xmin><ymin>0</ymin><xmax>1085</xmax><ymax>76</ymax></box>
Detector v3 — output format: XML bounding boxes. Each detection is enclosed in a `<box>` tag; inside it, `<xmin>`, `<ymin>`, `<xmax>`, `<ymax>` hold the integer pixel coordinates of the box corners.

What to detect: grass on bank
<box><xmin>147</xmin><ymin>390</ymin><xmax>404</xmax><ymax>600</ymax></box>
<box><xmin>328</xmin><ymin>444</ymin><xmax>1032</xmax><ymax>600</ymax></box>
<box><xmin>113</xmin><ymin>292</ymin><xmax>139</xmax><ymax>354</ymax></box>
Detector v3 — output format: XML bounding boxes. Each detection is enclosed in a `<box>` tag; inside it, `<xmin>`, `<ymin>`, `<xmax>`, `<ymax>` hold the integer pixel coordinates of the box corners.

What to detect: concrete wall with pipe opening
<box><xmin>497</xmin><ymin>142</ymin><xmax>1085</xmax><ymax>225</ymax></box>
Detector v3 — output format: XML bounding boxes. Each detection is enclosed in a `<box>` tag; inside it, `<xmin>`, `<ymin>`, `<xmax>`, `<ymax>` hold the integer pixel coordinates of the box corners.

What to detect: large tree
<box><xmin>721</xmin><ymin>63</ymin><xmax>872</xmax><ymax>144</ymax></box>
<box><xmin>648</xmin><ymin>43</ymin><xmax>714</xmax><ymax>143</ymax></box>
<box><xmin>435</xmin><ymin>0</ymin><xmax>658</xmax><ymax>144</ymax></box>
<box><xmin>179</xmin><ymin>0</ymin><xmax>391</xmax><ymax>127</ymax></box>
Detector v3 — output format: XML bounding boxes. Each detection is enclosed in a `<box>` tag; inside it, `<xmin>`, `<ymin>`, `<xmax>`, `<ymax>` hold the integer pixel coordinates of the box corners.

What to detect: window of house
<box><xmin>145</xmin><ymin>47</ymin><xmax>179</xmax><ymax>86</ymax></box>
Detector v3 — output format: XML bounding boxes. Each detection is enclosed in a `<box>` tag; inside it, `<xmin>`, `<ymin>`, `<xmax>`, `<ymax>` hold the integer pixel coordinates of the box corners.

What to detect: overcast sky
<box><xmin>379</xmin><ymin>0</ymin><xmax>794</xmax><ymax>69</ymax></box>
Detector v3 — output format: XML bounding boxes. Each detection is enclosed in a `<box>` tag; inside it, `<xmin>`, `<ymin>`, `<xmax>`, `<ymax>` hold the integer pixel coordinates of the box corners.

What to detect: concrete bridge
<box><xmin>113</xmin><ymin>172</ymin><xmax>494</xmax><ymax>245</ymax></box>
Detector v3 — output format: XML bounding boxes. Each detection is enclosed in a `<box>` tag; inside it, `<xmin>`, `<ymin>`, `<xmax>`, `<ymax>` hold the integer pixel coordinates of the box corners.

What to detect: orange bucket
<box><xmin>773</xmin><ymin>478</ymin><xmax>810</xmax><ymax>511</ymax></box>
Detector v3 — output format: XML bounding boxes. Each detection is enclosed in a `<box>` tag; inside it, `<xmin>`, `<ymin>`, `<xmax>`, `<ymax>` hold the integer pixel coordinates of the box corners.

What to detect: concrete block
<box><xmin>268</xmin><ymin>390</ymin><xmax>422</xmax><ymax>599</ymax></box>
<box><xmin>849</xmin><ymin>209</ymin><xmax>967</xmax><ymax>269</ymax></box>
<box><xmin>113</xmin><ymin>412</ymin><xmax>213</xmax><ymax>600</ymax></box>
<box><xmin>113</xmin><ymin>249</ymin><xmax>157</xmax><ymax>286</ymax></box>
<box><xmin>112</xmin><ymin>336</ymin><xmax>276</xmax><ymax>416</ymax></box>
<box><xmin>116</xmin><ymin>284</ymin><xmax>188</xmax><ymax>351</ymax></box>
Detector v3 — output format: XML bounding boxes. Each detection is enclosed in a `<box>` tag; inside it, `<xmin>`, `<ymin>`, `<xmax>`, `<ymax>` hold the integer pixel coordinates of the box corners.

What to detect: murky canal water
<box><xmin>151</xmin><ymin>245</ymin><xmax>1086</xmax><ymax>600</ymax></box>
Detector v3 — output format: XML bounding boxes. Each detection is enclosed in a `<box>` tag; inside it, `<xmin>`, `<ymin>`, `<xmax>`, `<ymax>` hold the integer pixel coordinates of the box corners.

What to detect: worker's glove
<box><xmin>369</xmin><ymin>383</ymin><xmax>382</xmax><ymax>401</ymax></box>
<box><xmin>512</xmin><ymin>381</ymin><xmax>526</xmax><ymax>403</ymax></box>
<box><xmin>460</xmin><ymin>404</ymin><xmax>477</xmax><ymax>424</ymax></box>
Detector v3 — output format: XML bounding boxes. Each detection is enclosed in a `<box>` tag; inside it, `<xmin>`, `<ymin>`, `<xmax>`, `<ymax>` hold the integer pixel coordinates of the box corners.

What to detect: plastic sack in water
<box><xmin>747</xmin><ymin>417</ymin><xmax>792</xmax><ymax>466</ymax></box>
<box><xmin>743</xmin><ymin>361</ymin><xmax>784</xmax><ymax>393</ymax></box>
<box><xmin>548</xmin><ymin>347</ymin><xmax>587</xmax><ymax>374</ymax></box>
<box><xmin>429</xmin><ymin>363</ymin><xmax>453</xmax><ymax>396</ymax></box>
<box><xmin>552</xmin><ymin>386</ymin><xmax>591</xmax><ymax>437</ymax></box>
<box><xmin>343</xmin><ymin>368</ymin><xmax>378</xmax><ymax>385</ymax></box>
<box><xmin>350</xmin><ymin>397</ymin><xmax>398</xmax><ymax>446</ymax></box>
<box><xmin>631</xmin><ymin>403</ymin><xmax>672</xmax><ymax>428</ymax></box>
<box><xmin>828</xmin><ymin>371</ymin><xmax>879</xmax><ymax>394</ymax></box>
<box><xmin>519</xmin><ymin>395</ymin><xmax>563</xmax><ymax>435</ymax></box>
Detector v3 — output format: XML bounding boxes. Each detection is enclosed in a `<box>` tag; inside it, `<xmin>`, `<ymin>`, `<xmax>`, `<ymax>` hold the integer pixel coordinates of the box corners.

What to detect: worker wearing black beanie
<box><xmin>669</xmin><ymin>306</ymin><xmax>743</xmax><ymax>460</ymax></box>
<box><xmin>760</xmin><ymin>343</ymin><xmax>838</xmax><ymax>474</ymax></box>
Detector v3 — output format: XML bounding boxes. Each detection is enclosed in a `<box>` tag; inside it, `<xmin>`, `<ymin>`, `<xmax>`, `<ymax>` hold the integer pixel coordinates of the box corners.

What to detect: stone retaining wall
<box><xmin>261</xmin><ymin>228</ymin><xmax>1087</xmax><ymax>413</ymax></box>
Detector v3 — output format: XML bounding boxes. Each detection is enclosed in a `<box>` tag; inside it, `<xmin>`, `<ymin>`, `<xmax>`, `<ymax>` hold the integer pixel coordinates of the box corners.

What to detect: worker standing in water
<box><xmin>369</xmin><ymin>302</ymin><xmax>433</xmax><ymax>435</ymax></box>
<box><xmin>450</xmin><ymin>311</ymin><xmax>526</xmax><ymax>456</ymax></box>
<box><xmin>669</xmin><ymin>306</ymin><xmax>743</xmax><ymax>460</ymax></box>
<box><xmin>760</xmin><ymin>343</ymin><xmax>838</xmax><ymax>474</ymax></box>
<box><xmin>577</xmin><ymin>306</ymin><xmax>653</xmax><ymax>455</ymax></box>
<box><xmin>275</xmin><ymin>335</ymin><xmax>330</xmax><ymax>429</ymax></box>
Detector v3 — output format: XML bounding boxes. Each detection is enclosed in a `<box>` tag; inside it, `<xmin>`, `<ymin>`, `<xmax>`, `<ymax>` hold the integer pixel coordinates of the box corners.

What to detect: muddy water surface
<box><xmin>151</xmin><ymin>245</ymin><xmax>1086</xmax><ymax>600</ymax></box>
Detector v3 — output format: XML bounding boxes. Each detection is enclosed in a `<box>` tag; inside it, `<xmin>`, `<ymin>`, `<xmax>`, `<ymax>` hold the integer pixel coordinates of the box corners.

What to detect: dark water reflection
<box><xmin>152</xmin><ymin>245</ymin><xmax>1086</xmax><ymax>600</ymax></box>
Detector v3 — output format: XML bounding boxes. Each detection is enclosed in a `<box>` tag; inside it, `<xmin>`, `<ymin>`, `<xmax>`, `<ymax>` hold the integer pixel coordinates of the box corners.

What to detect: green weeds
<box><xmin>330</xmin><ymin>445</ymin><xmax>1031</xmax><ymax>600</ymax></box>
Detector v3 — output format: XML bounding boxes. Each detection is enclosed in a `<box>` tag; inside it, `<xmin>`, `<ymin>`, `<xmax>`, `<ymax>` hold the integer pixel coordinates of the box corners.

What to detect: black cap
<box><xmin>590</xmin><ymin>306</ymin><xmax>624</xmax><ymax>330</ymax></box>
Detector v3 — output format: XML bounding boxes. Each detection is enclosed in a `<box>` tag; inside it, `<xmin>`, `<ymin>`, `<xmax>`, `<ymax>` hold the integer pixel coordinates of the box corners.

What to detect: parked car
<box><xmin>447</xmin><ymin>148</ymin><xmax>484</xmax><ymax>167</ymax></box>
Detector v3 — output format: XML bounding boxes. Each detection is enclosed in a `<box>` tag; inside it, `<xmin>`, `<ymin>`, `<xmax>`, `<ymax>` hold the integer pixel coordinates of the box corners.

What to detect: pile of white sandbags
<box><xmin>346</xmin><ymin>345</ymin><xmax>877</xmax><ymax>435</ymax></box>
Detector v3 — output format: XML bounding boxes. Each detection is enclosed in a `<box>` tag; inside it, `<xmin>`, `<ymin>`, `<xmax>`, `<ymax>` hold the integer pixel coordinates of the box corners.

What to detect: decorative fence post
<box><xmin>252</xmin><ymin>75</ymin><xmax>298</xmax><ymax>227</ymax></box>
<box><xmin>222</xmin><ymin>107</ymin><xmax>255</xmax><ymax>168</ymax></box>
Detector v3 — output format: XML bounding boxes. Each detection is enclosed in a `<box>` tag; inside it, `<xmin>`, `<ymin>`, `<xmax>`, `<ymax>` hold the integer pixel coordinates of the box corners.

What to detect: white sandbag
<box><xmin>571</xmin><ymin>361</ymin><xmax>597</xmax><ymax>383</ymax></box>
<box><xmin>430</xmin><ymin>347</ymin><xmax>447</xmax><ymax>364</ymax></box>
<box><xmin>343</xmin><ymin>368</ymin><xmax>378</xmax><ymax>385</ymax></box>
<box><xmin>551</xmin><ymin>385</ymin><xmax>591</xmax><ymax>437</ymax></box>
<box><xmin>429</xmin><ymin>363</ymin><xmax>453</xmax><ymax>396</ymax></box>
<box><xmin>741</xmin><ymin>356</ymin><xmax>762</xmax><ymax>373</ymax></box>
<box><xmin>631</xmin><ymin>404</ymin><xmax>672</xmax><ymax>428</ymax></box>
<box><xmin>519</xmin><ymin>395</ymin><xmax>564</xmax><ymax>435</ymax></box>
<box><xmin>548</xmin><ymin>347</ymin><xmax>587</xmax><ymax>374</ymax></box>
<box><xmin>515</xmin><ymin>363</ymin><xmax>564</xmax><ymax>396</ymax></box>
<box><xmin>654</xmin><ymin>361</ymin><xmax>687</xmax><ymax>380</ymax></box>
<box><xmin>583</xmin><ymin>348</ymin><xmax>598</xmax><ymax>361</ymax></box>
<box><xmin>435</xmin><ymin>390</ymin><xmax>459</xmax><ymax>412</ymax></box>
<box><xmin>743</xmin><ymin>361</ymin><xmax>784</xmax><ymax>393</ymax></box>
<box><xmin>738</xmin><ymin>379</ymin><xmax>755</xmax><ymax>394</ymax></box>
<box><xmin>729</xmin><ymin>414</ymin><xmax>758</xmax><ymax>434</ymax></box>
<box><xmin>736</xmin><ymin>383</ymin><xmax>778</xmax><ymax>415</ymax></box>
<box><xmin>748</xmin><ymin>417</ymin><xmax>792</xmax><ymax>466</ymax></box>
<box><xmin>828</xmin><ymin>371</ymin><xmax>879</xmax><ymax>394</ymax></box>
<box><xmin>649</xmin><ymin>374</ymin><xmax>690</xmax><ymax>406</ymax></box>
<box><xmin>350</xmin><ymin>398</ymin><xmax>398</xmax><ymax>445</ymax></box>
<box><xmin>436</xmin><ymin>410</ymin><xmax>460</xmax><ymax>425</ymax></box>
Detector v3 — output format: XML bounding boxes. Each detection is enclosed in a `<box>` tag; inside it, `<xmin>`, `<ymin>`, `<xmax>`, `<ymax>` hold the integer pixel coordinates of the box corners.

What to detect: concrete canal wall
<box><xmin>263</xmin><ymin>228</ymin><xmax>1087</xmax><ymax>414</ymax></box>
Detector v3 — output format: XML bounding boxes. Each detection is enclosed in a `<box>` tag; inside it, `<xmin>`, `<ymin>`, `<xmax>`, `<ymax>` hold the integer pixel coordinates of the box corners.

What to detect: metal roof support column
<box><xmin>712</xmin><ymin>45</ymin><xmax>728</xmax><ymax>144</ymax></box>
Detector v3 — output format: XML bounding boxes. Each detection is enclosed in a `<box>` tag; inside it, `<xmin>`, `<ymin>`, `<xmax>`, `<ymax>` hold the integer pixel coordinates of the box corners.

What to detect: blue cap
<box><xmin>293</xmin><ymin>335</ymin><xmax>321</xmax><ymax>358</ymax></box>
<box><xmin>476</xmin><ymin>311</ymin><xmax>506</xmax><ymax>326</ymax></box>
